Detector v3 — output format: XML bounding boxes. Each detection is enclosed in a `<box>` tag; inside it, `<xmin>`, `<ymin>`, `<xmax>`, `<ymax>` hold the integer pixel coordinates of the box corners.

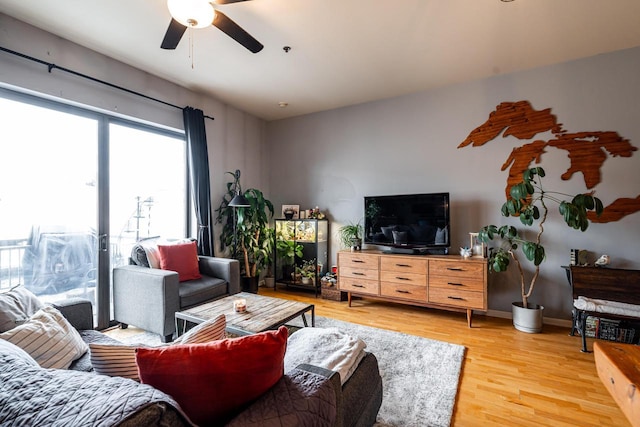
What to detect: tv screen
<box><xmin>364</xmin><ymin>193</ymin><xmax>450</xmax><ymax>253</ymax></box>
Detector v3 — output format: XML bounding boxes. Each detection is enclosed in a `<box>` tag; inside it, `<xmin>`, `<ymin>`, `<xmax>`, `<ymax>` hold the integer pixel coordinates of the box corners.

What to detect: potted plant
<box><xmin>275</xmin><ymin>229</ymin><xmax>303</xmax><ymax>283</ymax></box>
<box><xmin>262</xmin><ymin>227</ymin><xmax>276</xmax><ymax>288</ymax></box>
<box><xmin>478</xmin><ymin>167</ymin><xmax>603</xmax><ymax>333</ymax></box>
<box><xmin>296</xmin><ymin>259</ymin><xmax>317</xmax><ymax>285</ymax></box>
<box><xmin>215</xmin><ymin>170</ymin><xmax>274</xmax><ymax>293</ymax></box>
<box><xmin>338</xmin><ymin>221</ymin><xmax>363</xmax><ymax>251</ymax></box>
<box><xmin>214</xmin><ymin>171</ymin><xmax>240</xmax><ymax>258</ymax></box>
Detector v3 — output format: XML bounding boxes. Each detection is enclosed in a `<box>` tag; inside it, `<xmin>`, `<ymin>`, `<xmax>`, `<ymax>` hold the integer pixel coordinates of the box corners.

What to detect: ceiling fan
<box><xmin>161</xmin><ymin>0</ymin><xmax>263</xmax><ymax>54</ymax></box>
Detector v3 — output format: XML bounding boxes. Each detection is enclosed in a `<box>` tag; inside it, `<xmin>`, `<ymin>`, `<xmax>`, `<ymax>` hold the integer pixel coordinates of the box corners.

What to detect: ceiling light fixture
<box><xmin>167</xmin><ymin>0</ymin><xmax>215</xmax><ymax>29</ymax></box>
<box><xmin>278</xmin><ymin>102</ymin><xmax>288</xmax><ymax>108</ymax></box>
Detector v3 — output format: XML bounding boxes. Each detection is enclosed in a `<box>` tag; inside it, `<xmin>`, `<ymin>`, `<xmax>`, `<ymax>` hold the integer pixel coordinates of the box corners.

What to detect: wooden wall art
<box><xmin>458</xmin><ymin>100</ymin><xmax>639</xmax><ymax>223</ymax></box>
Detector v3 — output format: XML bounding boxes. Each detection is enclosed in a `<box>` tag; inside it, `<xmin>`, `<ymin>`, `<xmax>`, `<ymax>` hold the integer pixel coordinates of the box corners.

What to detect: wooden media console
<box><xmin>337</xmin><ymin>250</ymin><xmax>487</xmax><ymax>327</ymax></box>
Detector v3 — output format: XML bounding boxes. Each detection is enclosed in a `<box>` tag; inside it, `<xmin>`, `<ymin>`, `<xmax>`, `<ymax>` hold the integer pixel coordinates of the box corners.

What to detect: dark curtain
<box><xmin>183</xmin><ymin>107</ymin><xmax>214</xmax><ymax>256</ymax></box>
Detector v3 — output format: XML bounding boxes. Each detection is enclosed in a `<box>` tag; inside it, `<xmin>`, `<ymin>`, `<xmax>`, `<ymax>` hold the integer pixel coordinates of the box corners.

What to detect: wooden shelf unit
<box><xmin>338</xmin><ymin>250</ymin><xmax>487</xmax><ymax>327</ymax></box>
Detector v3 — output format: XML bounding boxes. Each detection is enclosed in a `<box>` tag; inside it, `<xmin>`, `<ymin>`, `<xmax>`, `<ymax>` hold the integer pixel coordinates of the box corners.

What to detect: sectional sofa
<box><xmin>0</xmin><ymin>292</ymin><xmax>383</xmax><ymax>426</ymax></box>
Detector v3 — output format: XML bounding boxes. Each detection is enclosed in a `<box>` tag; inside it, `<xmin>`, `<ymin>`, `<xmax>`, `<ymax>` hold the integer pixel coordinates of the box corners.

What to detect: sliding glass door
<box><xmin>108</xmin><ymin>122</ymin><xmax>187</xmax><ymax>293</ymax></box>
<box><xmin>0</xmin><ymin>89</ymin><xmax>188</xmax><ymax>329</ymax></box>
<box><xmin>0</xmin><ymin>95</ymin><xmax>99</xmax><ymax>310</ymax></box>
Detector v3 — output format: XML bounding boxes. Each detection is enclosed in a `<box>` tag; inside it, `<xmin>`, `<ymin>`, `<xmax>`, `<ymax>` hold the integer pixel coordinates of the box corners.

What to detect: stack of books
<box><xmin>570</xmin><ymin>249</ymin><xmax>588</xmax><ymax>266</ymax></box>
<box><xmin>584</xmin><ymin>316</ymin><xmax>639</xmax><ymax>344</ymax></box>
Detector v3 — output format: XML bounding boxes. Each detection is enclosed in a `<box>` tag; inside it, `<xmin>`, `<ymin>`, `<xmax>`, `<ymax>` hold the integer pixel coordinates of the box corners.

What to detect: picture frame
<box><xmin>281</xmin><ymin>204</ymin><xmax>300</xmax><ymax>219</ymax></box>
<box><xmin>469</xmin><ymin>232</ymin><xmax>486</xmax><ymax>258</ymax></box>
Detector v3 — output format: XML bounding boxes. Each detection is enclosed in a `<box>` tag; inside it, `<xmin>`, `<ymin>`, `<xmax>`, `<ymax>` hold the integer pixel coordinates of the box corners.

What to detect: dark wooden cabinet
<box><xmin>568</xmin><ymin>266</ymin><xmax>640</xmax><ymax>351</ymax></box>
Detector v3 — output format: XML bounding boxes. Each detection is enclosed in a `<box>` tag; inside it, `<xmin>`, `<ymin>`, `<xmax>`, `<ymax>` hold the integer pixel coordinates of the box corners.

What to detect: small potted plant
<box><xmin>296</xmin><ymin>259</ymin><xmax>317</xmax><ymax>285</ymax></box>
<box><xmin>338</xmin><ymin>221</ymin><xmax>363</xmax><ymax>251</ymax></box>
<box><xmin>478</xmin><ymin>167</ymin><xmax>602</xmax><ymax>333</ymax></box>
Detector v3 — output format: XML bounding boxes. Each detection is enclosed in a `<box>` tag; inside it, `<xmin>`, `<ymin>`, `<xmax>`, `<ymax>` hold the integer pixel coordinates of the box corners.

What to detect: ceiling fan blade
<box><xmin>215</xmin><ymin>0</ymin><xmax>252</xmax><ymax>4</ymax></box>
<box><xmin>212</xmin><ymin>11</ymin><xmax>264</xmax><ymax>53</ymax></box>
<box><xmin>161</xmin><ymin>18</ymin><xmax>188</xmax><ymax>50</ymax></box>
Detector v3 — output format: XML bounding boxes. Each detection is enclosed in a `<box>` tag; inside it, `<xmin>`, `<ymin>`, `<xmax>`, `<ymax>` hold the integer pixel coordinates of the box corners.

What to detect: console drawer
<box><xmin>338</xmin><ymin>250</ymin><xmax>488</xmax><ymax>327</ymax></box>
<box><xmin>428</xmin><ymin>287</ymin><xmax>485</xmax><ymax>310</ymax></box>
<box><xmin>339</xmin><ymin>253</ymin><xmax>379</xmax><ymax>270</ymax></box>
<box><xmin>341</xmin><ymin>265</ymin><xmax>379</xmax><ymax>281</ymax></box>
<box><xmin>339</xmin><ymin>277</ymin><xmax>379</xmax><ymax>295</ymax></box>
<box><xmin>380</xmin><ymin>270</ymin><xmax>426</xmax><ymax>286</ymax></box>
<box><xmin>429</xmin><ymin>259</ymin><xmax>485</xmax><ymax>279</ymax></box>
<box><xmin>429</xmin><ymin>276</ymin><xmax>485</xmax><ymax>292</ymax></box>
<box><xmin>381</xmin><ymin>282</ymin><xmax>427</xmax><ymax>302</ymax></box>
<box><xmin>381</xmin><ymin>256</ymin><xmax>427</xmax><ymax>274</ymax></box>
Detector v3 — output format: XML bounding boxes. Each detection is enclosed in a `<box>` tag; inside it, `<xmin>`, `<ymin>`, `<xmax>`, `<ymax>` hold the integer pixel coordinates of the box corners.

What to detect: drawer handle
<box><xmin>447</xmin><ymin>267</ymin><xmax>464</xmax><ymax>271</ymax></box>
<box><xmin>396</xmin><ymin>289</ymin><xmax>410</xmax><ymax>294</ymax></box>
<box><xmin>448</xmin><ymin>282</ymin><xmax>464</xmax><ymax>286</ymax></box>
<box><xmin>447</xmin><ymin>296</ymin><xmax>464</xmax><ymax>301</ymax></box>
<box><xmin>353</xmin><ymin>272</ymin><xmax>365</xmax><ymax>276</ymax></box>
<box><xmin>396</xmin><ymin>277</ymin><xmax>410</xmax><ymax>281</ymax></box>
<box><xmin>353</xmin><ymin>284</ymin><xmax>365</xmax><ymax>288</ymax></box>
<box><xmin>352</xmin><ymin>260</ymin><xmax>365</xmax><ymax>263</ymax></box>
<box><xmin>396</xmin><ymin>263</ymin><xmax>412</xmax><ymax>267</ymax></box>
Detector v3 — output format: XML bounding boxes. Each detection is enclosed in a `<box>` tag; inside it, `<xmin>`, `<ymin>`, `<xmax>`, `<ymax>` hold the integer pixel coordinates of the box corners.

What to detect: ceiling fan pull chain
<box><xmin>189</xmin><ymin>27</ymin><xmax>195</xmax><ymax>69</ymax></box>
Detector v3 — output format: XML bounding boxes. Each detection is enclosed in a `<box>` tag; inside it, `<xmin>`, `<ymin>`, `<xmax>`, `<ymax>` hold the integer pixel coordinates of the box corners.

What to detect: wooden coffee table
<box><xmin>175</xmin><ymin>292</ymin><xmax>315</xmax><ymax>337</ymax></box>
<box><xmin>594</xmin><ymin>341</ymin><xmax>640</xmax><ymax>427</ymax></box>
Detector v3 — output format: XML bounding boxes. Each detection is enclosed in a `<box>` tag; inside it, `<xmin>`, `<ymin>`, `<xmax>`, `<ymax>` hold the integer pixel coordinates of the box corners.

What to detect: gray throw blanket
<box><xmin>0</xmin><ymin>353</ymin><xmax>192</xmax><ymax>427</ymax></box>
<box><xmin>227</xmin><ymin>366</ymin><xmax>338</xmax><ymax>427</ymax></box>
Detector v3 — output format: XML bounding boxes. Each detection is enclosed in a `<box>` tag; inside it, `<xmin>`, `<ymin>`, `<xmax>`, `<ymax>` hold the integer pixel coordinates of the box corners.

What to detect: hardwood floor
<box><xmin>258</xmin><ymin>287</ymin><xmax>629</xmax><ymax>427</ymax></box>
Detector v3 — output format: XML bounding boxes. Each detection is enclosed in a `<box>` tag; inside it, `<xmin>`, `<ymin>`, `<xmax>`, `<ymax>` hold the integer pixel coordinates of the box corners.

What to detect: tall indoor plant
<box><xmin>478</xmin><ymin>167</ymin><xmax>603</xmax><ymax>332</ymax></box>
<box><xmin>215</xmin><ymin>170</ymin><xmax>274</xmax><ymax>292</ymax></box>
<box><xmin>262</xmin><ymin>226</ymin><xmax>276</xmax><ymax>288</ymax></box>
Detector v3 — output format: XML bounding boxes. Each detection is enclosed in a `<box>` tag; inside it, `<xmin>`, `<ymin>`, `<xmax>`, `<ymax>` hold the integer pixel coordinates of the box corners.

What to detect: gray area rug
<box><xmin>289</xmin><ymin>316</ymin><xmax>465</xmax><ymax>427</ymax></box>
<box><xmin>121</xmin><ymin>316</ymin><xmax>465</xmax><ymax>427</ymax></box>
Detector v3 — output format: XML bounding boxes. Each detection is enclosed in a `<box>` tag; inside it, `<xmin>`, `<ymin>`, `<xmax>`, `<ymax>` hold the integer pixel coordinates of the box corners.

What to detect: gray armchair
<box><xmin>113</xmin><ymin>256</ymin><xmax>240</xmax><ymax>342</ymax></box>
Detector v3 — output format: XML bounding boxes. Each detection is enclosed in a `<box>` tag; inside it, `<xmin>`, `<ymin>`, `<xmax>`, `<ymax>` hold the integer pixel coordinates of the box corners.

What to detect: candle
<box><xmin>233</xmin><ymin>298</ymin><xmax>247</xmax><ymax>313</ymax></box>
<box><xmin>473</xmin><ymin>244</ymin><xmax>484</xmax><ymax>257</ymax></box>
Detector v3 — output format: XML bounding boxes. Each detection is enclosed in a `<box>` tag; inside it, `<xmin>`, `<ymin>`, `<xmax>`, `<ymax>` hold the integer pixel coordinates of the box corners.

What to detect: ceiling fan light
<box><xmin>167</xmin><ymin>0</ymin><xmax>214</xmax><ymax>29</ymax></box>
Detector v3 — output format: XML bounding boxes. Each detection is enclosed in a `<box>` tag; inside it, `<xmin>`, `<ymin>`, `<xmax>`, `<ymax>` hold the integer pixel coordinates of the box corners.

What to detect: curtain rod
<box><xmin>0</xmin><ymin>46</ymin><xmax>214</xmax><ymax>121</ymax></box>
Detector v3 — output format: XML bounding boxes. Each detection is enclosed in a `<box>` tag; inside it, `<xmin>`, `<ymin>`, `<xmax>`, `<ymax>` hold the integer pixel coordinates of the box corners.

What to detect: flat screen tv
<box><xmin>364</xmin><ymin>192</ymin><xmax>450</xmax><ymax>254</ymax></box>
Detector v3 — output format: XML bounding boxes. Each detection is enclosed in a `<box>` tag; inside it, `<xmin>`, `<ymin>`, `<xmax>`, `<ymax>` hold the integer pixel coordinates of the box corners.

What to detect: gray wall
<box><xmin>3</xmin><ymin>13</ymin><xmax>638</xmax><ymax>320</ymax></box>
<box><xmin>266</xmin><ymin>46</ymin><xmax>640</xmax><ymax>319</ymax></box>
<box><xmin>0</xmin><ymin>14</ymin><xmax>269</xmax><ymax>255</ymax></box>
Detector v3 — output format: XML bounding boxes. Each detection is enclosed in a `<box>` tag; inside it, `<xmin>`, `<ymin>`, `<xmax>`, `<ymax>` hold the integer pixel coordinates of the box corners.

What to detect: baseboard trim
<box><xmin>484</xmin><ymin>309</ymin><xmax>572</xmax><ymax>328</ymax></box>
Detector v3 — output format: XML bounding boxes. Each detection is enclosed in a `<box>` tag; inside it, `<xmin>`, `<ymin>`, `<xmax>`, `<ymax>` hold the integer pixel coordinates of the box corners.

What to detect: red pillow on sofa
<box><xmin>136</xmin><ymin>326</ymin><xmax>288</xmax><ymax>426</ymax></box>
<box><xmin>157</xmin><ymin>241</ymin><xmax>202</xmax><ymax>282</ymax></box>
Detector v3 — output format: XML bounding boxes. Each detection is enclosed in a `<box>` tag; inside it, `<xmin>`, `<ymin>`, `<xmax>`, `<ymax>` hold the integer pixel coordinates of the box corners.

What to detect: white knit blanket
<box><xmin>284</xmin><ymin>327</ymin><xmax>367</xmax><ymax>385</ymax></box>
<box><xmin>573</xmin><ymin>296</ymin><xmax>640</xmax><ymax>317</ymax></box>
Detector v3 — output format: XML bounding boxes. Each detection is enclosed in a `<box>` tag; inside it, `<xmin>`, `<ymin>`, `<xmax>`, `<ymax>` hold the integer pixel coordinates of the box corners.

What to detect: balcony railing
<box><xmin>0</xmin><ymin>239</ymin><xmax>29</xmax><ymax>291</ymax></box>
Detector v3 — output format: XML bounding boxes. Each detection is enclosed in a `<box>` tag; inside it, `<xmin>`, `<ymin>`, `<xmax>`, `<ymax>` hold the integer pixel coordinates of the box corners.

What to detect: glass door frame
<box><xmin>0</xmin><ymin>86</ymin><xmax>190</xmax><ymax>330</ymax></box>
<box><xmin>106</xmin><ymin>118</ymin><xmax>192</xmax><ymax>328</ymax></box>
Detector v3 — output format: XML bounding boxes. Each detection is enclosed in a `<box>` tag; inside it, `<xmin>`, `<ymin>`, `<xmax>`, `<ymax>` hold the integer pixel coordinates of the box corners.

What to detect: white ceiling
<box><xmin>2</xmin><ymin>0</ymin><xmax>640</xmax><ymax>121</ymax></box>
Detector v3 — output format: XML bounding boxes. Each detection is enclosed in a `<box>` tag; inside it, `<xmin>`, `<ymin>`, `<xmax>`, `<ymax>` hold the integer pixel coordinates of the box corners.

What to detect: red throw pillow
<box><xmin>157</xmin><ymin>241</ymin><xmax>202</xmax><ymax>282</ymax></box>
<box><xmin>136</xmin><ymin>326</ymin><xmax>288</xmax><ymax>426</ymax></box>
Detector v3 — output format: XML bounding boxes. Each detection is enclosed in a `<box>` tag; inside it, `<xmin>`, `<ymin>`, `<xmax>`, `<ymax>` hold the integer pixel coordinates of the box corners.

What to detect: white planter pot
<box><xmin>263</xmin><ymin>277</ymin><xmax>275</xmax><ymax>288</ymax></box>
<box><xmin>512</xmin><ymin>302</ymin><xmax>544</xmax><ymax>333</ymax></box>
